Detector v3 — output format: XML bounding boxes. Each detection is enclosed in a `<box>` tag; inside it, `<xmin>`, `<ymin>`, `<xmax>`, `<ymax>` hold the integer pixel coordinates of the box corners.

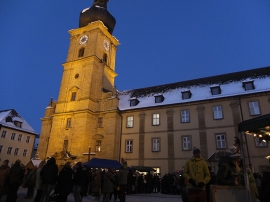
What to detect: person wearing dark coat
<box><xmin>73</xmin><ymin>162</ymin><xmax>84</xmax><ymax>202</ymax></box>
<box><xmin>6</xmin><ymin>159</ymin><xmax>25</xmax><ymax>202</ymax></box>
<box><xmin>0</xmin><ymin>160</ymin><xmax>10</xmax><ymax>201</ymax></box>
<box><xmin>24</xmin><ymin>167</ymin><xmax>37</xmax><ymax>199</ymax></box>
<box><xmin>102</xmin><ymin>169</ymin><xmax>115</xmax><ymax>202</ymax></box>
<box><xmin>80</xmin><ymin>165</ymin><xmax>89</xmax><ymax>201</ymax></box>
<box><xmin>92</xmin><ymin>169</ymin><xmax>101</xmax><ymax>201</ymax></box>
<box><xmin>40</xmin><ymin>157</ymin><xmax>58</xmax><ymax>202</ymax></box>
<box><xmin>118</xmin><ymin>164</ymin><xmax>128</xmax><ymax>202</ymax></box>
<box><xmin>56</xmin><ymin>162</ymin><xmax>73</xmax><ymax>202</ymax></box>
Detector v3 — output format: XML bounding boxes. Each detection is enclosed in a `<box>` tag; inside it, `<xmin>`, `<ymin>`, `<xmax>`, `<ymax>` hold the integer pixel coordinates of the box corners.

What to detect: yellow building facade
<box><xmin>37</xmin><ymin>0</ymin><xmax>270</xmax><ymax>175</ymax></box>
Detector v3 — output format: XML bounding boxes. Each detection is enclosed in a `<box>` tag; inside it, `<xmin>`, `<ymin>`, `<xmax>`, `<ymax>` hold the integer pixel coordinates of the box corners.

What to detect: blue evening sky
<box><xmin>1</xmin><ymin>1</ymin><xmax>270</xmax><ymax>133</ymax></box>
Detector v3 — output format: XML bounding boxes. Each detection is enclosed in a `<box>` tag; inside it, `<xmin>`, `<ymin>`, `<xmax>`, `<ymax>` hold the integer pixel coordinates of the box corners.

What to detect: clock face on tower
<box><xmin>103</xmin><ymin>40</ymin><xmax>110</xmax><ymax>51</ymax></box>
<box><xmin>79</xmin><ymin>35</ymin><xmax>88</xmax><ymax>45</ymax></box>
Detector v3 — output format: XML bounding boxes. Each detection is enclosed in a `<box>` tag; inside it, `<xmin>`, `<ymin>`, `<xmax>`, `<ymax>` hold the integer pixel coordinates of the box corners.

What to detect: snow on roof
<box><xmin>0</xmin><ymin>109</ymin><xmax>37</xmax><ymax>134</ymax></box>
<box><xmin>118</xmin><ymin>66</ymin><xmax>270</xmax><ymax>110</ymax></box>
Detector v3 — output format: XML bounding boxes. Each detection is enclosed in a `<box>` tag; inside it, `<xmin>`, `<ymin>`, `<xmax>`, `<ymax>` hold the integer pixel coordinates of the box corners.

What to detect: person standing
<box><xmin>57</xmin><ymin>162</ymin><xmax>73</xmax><ymax>202</ymax></box>
<box><xmin>73</xmin><ymin>162</ymin><xmax>84</xmax><ymax>202</ymax></box>
<box><xmin>6</xmin><ymin>159</ymin><xmax>25</xmax><ymax>202</ymax></box>
<box><xmin>102</xmin><ymin>168</ymin><xmax>115</xmax><ymax>202</ymax></box>
<box><xmin>92</xmin><ymin>169</ymin><xmax>101</xmax><ymax>201</ymax></box>
<box><xmin>0</xmin><ymin>160</ymin><xmax>10</xmax><ymax>201</ymax></box>
<box><xmin>34</xmin><ymin>160</ymin><xmax>46</xmax><ymax>202</ymax></box>
<box><xmin>118</xmin><ymin>164</ymin><xmax>128</xmax><ymax>202</ymax></box>
<box><xmin>40</xmin><ymin>157</ymin><xmax>58</xmax><ymax>202</ymax></box>
<box><xmin>24</xmin><ymin>166</ymin><xmax>37</xmax><ymax>199</ymax></box>
<box><xmin>183</xmin><ymin>147</ymin><xmax>210</xmax><ymax>202</ymax></box>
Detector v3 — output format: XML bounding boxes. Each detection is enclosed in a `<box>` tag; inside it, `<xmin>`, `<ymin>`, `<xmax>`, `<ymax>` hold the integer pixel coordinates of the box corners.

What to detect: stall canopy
<box><xmin>238</xmin><ymin>113</ymin><xmax>270</xmax><ymax>142</ymax></box>
<box><xmin>131</xmin><ymin>166</ymin><xmax>156</xmax><ymax>172</ymax></box>
<box><xmin>83</xmin><ymin>158</ymin><xmax>121</xmax><ymax>169</ymax></box>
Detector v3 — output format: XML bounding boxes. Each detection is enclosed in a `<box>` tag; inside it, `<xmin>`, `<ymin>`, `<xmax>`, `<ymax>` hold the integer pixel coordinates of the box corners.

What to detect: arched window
<box><xmin>78</xmin><ymin>48</ymin><xmax>85</xmax><ymax>57</ymax></box>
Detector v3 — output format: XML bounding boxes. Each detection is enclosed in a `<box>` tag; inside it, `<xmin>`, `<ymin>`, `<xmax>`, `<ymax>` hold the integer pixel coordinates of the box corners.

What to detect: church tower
<box><xmin>38</xmin><ymin>0</ymin><xmax>121</xmax><ymax>163</ymax></box>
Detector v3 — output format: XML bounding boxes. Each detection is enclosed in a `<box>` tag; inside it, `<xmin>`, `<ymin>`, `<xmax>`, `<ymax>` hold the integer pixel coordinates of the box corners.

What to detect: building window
<box><xmin>152</xmin><ymin>138</ymin><xmax>160</xmax><ymax>152</ymax></box>
<box><xmin>211</xmin><ymin>86</ymin><xmax>221</xmax><ymax>95</ymax></box>
<box><xmin>213</xmin><ymin>106</ymin><xmax>223</xmax><ymax>119</ymax></box>
<box><xmin>181</xmin><ymin>91</ymin><xmax>192</xmax><ymax>99</ymax></box>
<box><xmin>98</xmin><ymin>117</ymin><xmax>103</xmax><ymax>128</ymax></box>
<box><xmin>126</xmin><ymin>116</ymin><xmax>134</xmax><ymax>128</ymax></box>
<box><xmin>125</xmin><ymin>140</ymin><xmax>133</xmax><ymax>153</ymax></box>
<box><xmin>0</xmin><ymin>145</ymin><xmax>3</xmax><ymax>153</ymax></box>
<box><xmin>249</xmin><ymin>101</ymin><xmax>260</xmax><ymax>115</ymax></box>
<box><xmin>11</xmin><ymin>133</ymin><xmax>16</xmax><ymax>140</ymax></box>
<box><xmin>78</xmin><ymin>48</ymin><xmax>85</xmax><ymax>57</ymax></box>
<box><xmin>26</xmin><ymin>136</ymin><xmax>30</xmax><ymax>143</ymax></box>
<box><xmin>1</xmin><ymin>130</ymin><xmax>7</xmax><ymax>138</ymax></box>
<box><xmin>14</xmin><ymin>148</ymin><xmax>19</xmax><ymax>155</ymax></box>
<box><xmin>182</xmin><ymin>136</ymin><xmax>191</xmax><ymax>151</ymax></box>
<box><xmin>14</xmin><ymin>121</ymin><xmax>22</xmax><ymax>128</ymax></box>
<box><xmin>255</xmin><ymin>138</ymin><xmax>267</xmax><ymax>147</ymax></box>
<box><xmin>181</xmin><ymin>110</ymin><xmax>190</xmax><ymax>123</ymax></box>
<box><xmin>130</xmin><ymin>99</ymin><xmax>139</xmax><ymax>107</ymax></box>
<box><xmin>18</xmin><ymin>134</ymin><xmax>23</xmax><ymax>141</ymax></box>
<box><xmin>103</xmin><ymin>53</ymin><xmax>108</xmax><ymax>63</ymax></box>
<box><xmin>7</xmin><ymin>147</ymin><xmax>12</xmax><ymax>155</ymax></box>
<box><xmin>71</xmin><ymin>92</ymin><xmax>76</xmax><ymax>101</ymax></box>
<box><xmin>216</xmin><ymin>134</ymin><xmax>226</xmax><ymax>149</ymax></box>
<box><xmin>152</xmin><ymin>113</ymin><xmax>160</xmax><ymax>126</ymax></box>
<box><xmin>243</xmin><ymin>81</ymin><xmax>255</xmax><ymax>90</ymax></box>
<box><xmin>155</xmin><ymin>95</ymin><xmax>164</xmax><ymax>103</ymax></box>
<box><xmin>96</xmin><ymin>140</ymin><xmax>101</xmax><ymax>152</ymax></box>
<box><xmin>66</xmin><ymin>118</ymin><xmax>72</xmax><ymax>128</ymax></box>
<box><xmin>23</xmin><ymin>149</ymin><xmax>28</xmax><ymax>156</ymax></box>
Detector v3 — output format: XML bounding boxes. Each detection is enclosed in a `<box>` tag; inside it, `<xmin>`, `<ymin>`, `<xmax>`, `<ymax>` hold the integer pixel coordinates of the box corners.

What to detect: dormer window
<box><xmin>14</xmin><ymin>121</ymin><xmax>22</xmax><ymax>128</ymax></box>
<box><xmin>210</xmin><ymin>86</ymin><xmax>221</xmax><ymax>95</ymax></box>
<box><xmin>155</xmin><ymin>95</ymin><xmax>164</xmax><ymax>103</ymax></box>
<box><xmin>181</xmin><ymin>91</ymin><xmax>192</xmax><ymax>100</ymax></box>
<box><xmin>130</xmin><ymin>98</ymin><xmax>139</xmax><ymax>107</ymax></box>
<box><xmin>243</xmin><ymin>81</ymin><xmax>255</xmax><ymax>91</ymax></box>
<box><xmin>78</xmin><ymin>48</ymin><xmax>85</xmax><ymax>57</ymax></box>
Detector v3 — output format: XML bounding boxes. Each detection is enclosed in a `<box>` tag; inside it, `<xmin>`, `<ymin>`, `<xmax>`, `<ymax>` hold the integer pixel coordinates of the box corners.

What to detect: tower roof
<box><xmin>79</xmin><ymin>0</ymin><xmax>116</xmax><ymax>34</ymax></box>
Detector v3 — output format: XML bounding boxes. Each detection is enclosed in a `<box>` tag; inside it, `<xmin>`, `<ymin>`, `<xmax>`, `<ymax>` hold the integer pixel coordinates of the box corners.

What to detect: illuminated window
<box><xmin>181</xmin><ymin>110</ymin><xmax>190</xmax><ymax>123</ymax></box>
<box><xmin>152</xmin><ymin>138</ymin><xmax>160</xmax><ymax>152</ymax></box>
<box><xmin>216</xmin><ymin>134</ymin><xmax>226</xmax><ymax>149</ymax></box>
<box><xmin>182</xmin><ymin>136</ymin><xmax>191</xmax><ymax>151</ymax></box>
<box><xmin>249</xmin><ymin>101</ymin><xmax>260</xmax><ymax>115</ymax></box>
<box><xmin>126</xmin><ymin>116</ymin><xmax>134</xmax><ymax>128</ymax></box>
<box><xmin>96</xmin><ymin>140</ymin><xmax>101</xmax><ymax>152</ymax></box>
<box><xmin>125</xmin><ymin>140</ymin><xmax>133</xmax><ymax>153</ymax></box>
<box><xmin>152</xmin><ymin>113</ymin><xmax>160</xmax><ymax>126</ymax></box>
<box><xmin>213</xmin><ymin>106</ymin><xmax>223</xmax><ymax>119</ymax></box>
<box><xmin>78</xmin><ymin>48</ymin><xmax>85</xmax><ymax>57</ymax></box>
<box><xmin>66</xmin><ymin>118</ymin><xmax>72</xmax><ymax>128</ymax></box>
<box><xmin>1</xmin><ymin>130</ymin><xmax>7</xmax><ymax>138</ymax></box>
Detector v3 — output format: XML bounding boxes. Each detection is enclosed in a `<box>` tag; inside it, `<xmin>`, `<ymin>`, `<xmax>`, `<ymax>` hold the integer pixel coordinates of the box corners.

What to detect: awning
<box><xmin>83</xmin><ymin>158</ymin><xmax>121</xmax><ymax>169</ymax></box>
<box><xmin>238</xmin><ymin>113</ymin><xmax>270</xmax><ymax>132</ymax></box>
<box><xmin>131</xmin><ymin>166</ymin><xmax>156</xmax><ymax>172</ymax></box>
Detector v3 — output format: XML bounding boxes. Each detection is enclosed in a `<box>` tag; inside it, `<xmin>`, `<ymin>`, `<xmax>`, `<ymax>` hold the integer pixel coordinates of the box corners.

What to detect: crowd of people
<box><xmin>0</xmin><ymin>148</ymin><xmax>270</xmax><ymax>202</ymax></box>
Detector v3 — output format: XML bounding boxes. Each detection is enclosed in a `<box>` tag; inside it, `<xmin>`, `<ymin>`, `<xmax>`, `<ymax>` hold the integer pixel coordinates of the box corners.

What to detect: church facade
<box><xmin>37</xmin><ymin>0</ymin><xmax>270</xmax><ymax>175</ymax></box>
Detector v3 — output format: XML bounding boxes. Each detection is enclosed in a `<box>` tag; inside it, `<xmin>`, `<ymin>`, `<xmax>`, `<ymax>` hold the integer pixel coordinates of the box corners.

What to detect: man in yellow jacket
<box><xmin>183</xmin><ymin>147</ymin><xmax>210</xmax><ymax>202</ymax></box>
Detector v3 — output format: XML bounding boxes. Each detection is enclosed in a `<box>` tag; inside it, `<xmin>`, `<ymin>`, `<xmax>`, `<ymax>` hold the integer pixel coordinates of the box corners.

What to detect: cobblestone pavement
<box><xmin>0</xmin><ymin>188</ymin><xmax>183</xmax><ymax>202</ymax></box>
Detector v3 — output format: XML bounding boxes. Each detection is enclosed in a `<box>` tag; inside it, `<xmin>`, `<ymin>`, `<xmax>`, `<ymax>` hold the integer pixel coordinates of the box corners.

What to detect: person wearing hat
<box><xmin>216</xmin><ymin>145</ymin><xmax>242</xmax><ymax>186</ymax></box>
<box><xmin>183</xmin><ymin>147</ymin><xmax>210</xmax><ymax>202</ymax></box>
<box><xmin>0</xmin><ymin>160</ymin><xmax>10</xmax><ymax>200</ymax></box>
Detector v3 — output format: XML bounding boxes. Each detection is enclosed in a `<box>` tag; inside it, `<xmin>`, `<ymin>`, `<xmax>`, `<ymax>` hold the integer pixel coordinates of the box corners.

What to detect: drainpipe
<box><xmin>118</xmin><ymin>109</ymin><xmax>123</xmax><ymax>162</ymax></box>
